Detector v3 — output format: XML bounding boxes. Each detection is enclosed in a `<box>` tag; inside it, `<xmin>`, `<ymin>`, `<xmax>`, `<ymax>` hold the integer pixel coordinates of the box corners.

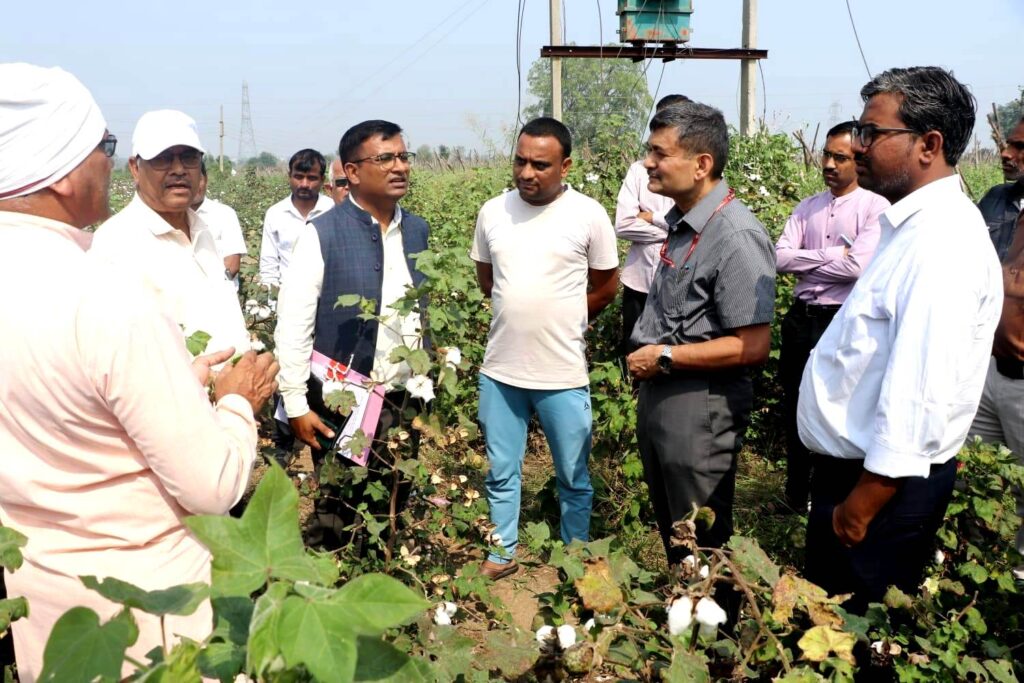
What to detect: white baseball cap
<box><xmin>131</xmin><ymin>109</ymin><xmax>206</xmax><ymax>160</ymax></box>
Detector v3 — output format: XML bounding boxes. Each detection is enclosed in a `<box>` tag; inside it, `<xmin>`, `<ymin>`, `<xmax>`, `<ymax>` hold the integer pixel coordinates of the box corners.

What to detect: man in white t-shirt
<box><xmin>191</xmin><ymin>161</ymin><xmax>247</xmax><ymax>291</ymax></box>
<box><xmin>470</xmin><ymin>117</ymin><xmax>619</xmax><ymax>579</ymax></box>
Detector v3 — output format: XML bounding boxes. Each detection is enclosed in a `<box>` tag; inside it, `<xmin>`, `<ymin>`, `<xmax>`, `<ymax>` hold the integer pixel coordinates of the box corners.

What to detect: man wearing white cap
<box><xmin>91</xmin><ymin>109</ymin><xmax>250</xmax><ymax>358</ymax></box>
<box><xmin>0</xmin><ymin>63</ymin><xmax>279</xmax><ymax>680</ymax></box>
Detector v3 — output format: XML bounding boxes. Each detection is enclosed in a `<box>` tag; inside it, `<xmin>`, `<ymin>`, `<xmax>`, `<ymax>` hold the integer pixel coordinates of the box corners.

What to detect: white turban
<box><xmin>0</xmin><ymin>63</ymin><xmax>106</xmax><ymax>199</ymax></box>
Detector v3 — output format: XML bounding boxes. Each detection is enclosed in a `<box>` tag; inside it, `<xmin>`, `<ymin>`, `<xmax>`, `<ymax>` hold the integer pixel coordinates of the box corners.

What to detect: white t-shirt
<box><xmin>470</xmin><ymin>186</ymin><xmax>618</xmax><ymax>390</ymax></box>
<box><xmin>194</xmin><ymin>197</ymin><xmax>246</xmax><ymax>290</ymax></box>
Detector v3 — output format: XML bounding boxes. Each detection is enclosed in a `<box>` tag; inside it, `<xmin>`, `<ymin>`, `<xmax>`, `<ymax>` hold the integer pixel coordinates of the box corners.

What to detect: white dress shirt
<box><xmin>797</xmin><ymin>175</ymin><xmax>1003</xmax><ymax>479</ymax></box>
<box><xmin>614</xmin><ymin>160</ymin><xmax>674</xmax><ymax>293</ymax></box>
<box><xmin>275</xmin><ymin>196</ymin><xmax>421</xmax><ymax>418</ymax></box>
<box><xmin>194</xmin><ymin>197</ymin><xmax>246</xmax><ymax>290</ymax></box>
<box><xmin>258</xmin><ymin>193</ymin><xmax>333</xmax><ymax>287</ymax></box>
<box><xmin>91</xmin><ymin>195</ymin><xmax>251</xmax><ymax>358</ymax></box>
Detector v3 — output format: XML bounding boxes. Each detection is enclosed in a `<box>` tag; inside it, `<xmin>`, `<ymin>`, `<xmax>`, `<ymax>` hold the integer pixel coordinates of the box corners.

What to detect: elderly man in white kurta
<box><xmin>0</xmin><ymin>63</ymin><xmax>278</xmax><ymax>681</ymax></box>
<box><xmin>91</xmin><ymin>109</ymin><xmax>250</xmax><ymax>358</ymax></box>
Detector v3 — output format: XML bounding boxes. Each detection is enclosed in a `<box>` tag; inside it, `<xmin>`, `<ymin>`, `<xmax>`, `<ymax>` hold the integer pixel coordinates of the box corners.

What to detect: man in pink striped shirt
<box><xmin>775</xmin><ymin>121</ymin><xmax>889</xmax><ymax>511</ymax></box>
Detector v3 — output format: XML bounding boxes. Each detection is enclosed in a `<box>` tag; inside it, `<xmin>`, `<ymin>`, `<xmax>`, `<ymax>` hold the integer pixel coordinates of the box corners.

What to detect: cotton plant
<box><xmin>433</xmin><ymin>601</ymin><xmax>457</xmax><ymax>626</ymax></box>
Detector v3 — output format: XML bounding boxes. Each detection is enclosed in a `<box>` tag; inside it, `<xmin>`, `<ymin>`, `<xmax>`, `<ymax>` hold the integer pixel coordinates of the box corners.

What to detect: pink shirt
<box><xmin>775</xmin><ymin>186</ymin><xmax>889</xmax><ymax>305</ymax></box>
<box><xmin>0</xmin><ymin>212</ymin><xmax>257</xmax><ymax>681</ymax></box>
<box><xmin>614</xmin><ymin>160</ymin><xmax>675</xmax><ymax>293</ymax></box>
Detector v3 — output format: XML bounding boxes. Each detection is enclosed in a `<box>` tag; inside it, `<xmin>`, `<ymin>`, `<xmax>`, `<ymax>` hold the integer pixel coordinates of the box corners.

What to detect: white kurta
<box><xmin>0</xmin><ymin>211</ymin><xmax>258</xmax><ymax>681</ymax></box>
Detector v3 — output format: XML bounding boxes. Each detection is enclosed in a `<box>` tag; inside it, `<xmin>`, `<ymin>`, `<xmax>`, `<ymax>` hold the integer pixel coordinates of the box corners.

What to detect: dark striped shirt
<box><xmin>631</xmin><ymin>181</ymin><xmax>776</xmax><ymax>346</ymax></box>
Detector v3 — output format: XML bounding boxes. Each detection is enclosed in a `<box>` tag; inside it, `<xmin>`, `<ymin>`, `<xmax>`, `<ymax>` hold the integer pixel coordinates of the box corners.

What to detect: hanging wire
<box><xmin>844</xmin><ymin>0</ymin><xmax>873</xmax><ymax>78</ymax></box>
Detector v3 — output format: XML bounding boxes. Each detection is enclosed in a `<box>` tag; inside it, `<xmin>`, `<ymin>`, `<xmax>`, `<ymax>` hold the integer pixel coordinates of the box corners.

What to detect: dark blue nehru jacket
<box><xmin>310</xmin><ymin>198</ymin><xmax>429</xmax><ymax>376</ymax></box>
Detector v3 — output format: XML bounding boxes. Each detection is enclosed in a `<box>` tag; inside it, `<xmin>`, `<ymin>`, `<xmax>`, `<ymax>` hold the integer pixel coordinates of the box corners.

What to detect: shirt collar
<box><xmin>348</xmin><ymin>195</ymin><xmax>403</xmax><ymax>233</ymax></box>
<box><xmin>127</xmin><ymin>194</ymin><xmax>206</xmax><ymax>239</ymax></box>
<box><xmin>881</xmin><ymin>174</ymin><xmax>963</xmax><ymax>232</ymax></box>
<box><xmin>829</xmin><ymin>186</ymin><xmax>863</xmax><ymax>205</ymax></box>
<box><xmin>669</xmin><ymin>180</ymin><xmax>730</xmax><ymax>235</ymax></box>
<box><xmin>283</xmin><ymin>193</ymin><xmax>332</xmax><ymax>220</ymax></box>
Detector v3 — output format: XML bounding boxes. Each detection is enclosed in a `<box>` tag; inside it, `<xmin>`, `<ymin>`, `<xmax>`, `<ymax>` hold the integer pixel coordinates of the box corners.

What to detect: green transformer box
<box><xmin>617</xmin><ymin>0</ymin><xmax>693</xmax><ymax>43</ymax></box>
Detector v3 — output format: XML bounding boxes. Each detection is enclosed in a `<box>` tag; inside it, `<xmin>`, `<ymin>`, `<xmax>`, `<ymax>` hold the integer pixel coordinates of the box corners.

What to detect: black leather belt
<box><xmin>995</xmin><ymin>356</ymin><xmax>1024</xmax><ymax>380</ymax></box>
<box><xmin>790</xmin><ymin>299</ymin><xmax>841</xmax><ymax>318</ymax></box>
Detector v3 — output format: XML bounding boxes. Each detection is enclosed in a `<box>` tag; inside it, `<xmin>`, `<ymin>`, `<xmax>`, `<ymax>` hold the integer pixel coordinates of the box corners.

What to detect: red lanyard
<box><xmin>659</xmin><ymin>189</ymin><xmax>735</xmax><ymax>269</ymax></box>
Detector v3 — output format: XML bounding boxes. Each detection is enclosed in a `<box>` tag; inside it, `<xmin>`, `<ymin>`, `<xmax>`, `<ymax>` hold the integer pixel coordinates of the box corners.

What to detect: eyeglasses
<box><xmin>333</xmin><ymin>178</ymin><xmax>349</xmax><ymax>188</ymax></box>
<box><xmin>144</xmin><ymin>149</ymin><xmax>203</xmax><ymax>171</ymax></box>
<box><xmin>821</xmin><ymin>149</ymin><xmax>852</xmax><ymax>164</ymax></box>
<box><xmin>1006</xmin><ymin>140</ymin><xmax>1024</xmax><ymax>152</ymax></box>
<box><xmin>851</xmin><ymin>123</ymin><xmax>917</xmax><ymax>148</ymax></box>
<box><xmin>98</xmin><ymin>134</ymin><xmax>117</xmax><ymax>158</ymax></box>
<box><xmin>350</xmin><ymin>151</ymin><xmax>416</xmax><ymax>168</ymax></box>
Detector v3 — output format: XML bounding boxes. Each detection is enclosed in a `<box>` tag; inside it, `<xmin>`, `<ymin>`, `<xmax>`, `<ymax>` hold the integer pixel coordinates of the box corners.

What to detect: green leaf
<box><xmin>335</xmin><ymin>294</ymin><xmax>362</xmax><ymax>308</ymax></box>
<box><xmin>664</xmin><ymin>644</ymin><xmax>710</xmax><ymax>682</ymax></box>
<box><xmin>209</xmin><ymin>595</ymin><xmax>254</xmax><ymax>647</ymax></box>
<box><xmin>246</xmin><ymin>581</ymin><xmax>290</xmax><ymax>676</ymax></box>
<box><xmin>574</xmin><ymin>558</ymin><xmax>624</xmax><ymax>613</ymax></box>
<box><xmin>80</xmin><ymin>576</ymin><xmax>208</xmax><ymax>616</ymax></box>
<box><xmin>982</xmin><ymin>659</ymin><xmax>1018</xmax><ymax>683</ymax></box>
<box><xmin>331</xmin><ymin>574</ymin><xmax>430</xmax><ymax>635</ymax></box>
<box><xmin>728</xmin><ymin>535</ymin><xmax>781</xmax><ymax>586</ymax></box>
<box><xmin>406</xmin><ymin>349</ymin><xmax>432</xmax><ymax>375</ymax></box>
<box><xmin>324</xmin><ymin>388</ymin><xmax>358</xmax><ymax>416</ymax></box>
<box><xmin>353</xmin><ymin>636</ymin><xmax>433</xmax><ymax>682</ymax></box>
<box><xmin>184</xmin><ymin>330</ymin><xmax>211</xmax><ymax>356</ymax></box>
<box><xmin>0</xmin><ymin>528</ymin><xmax>27</xmax><ymax>572</ymax></box>
<box><xmin>0</xmin><ymin>598</ymin><xmax>28</xmax><ymax>637</ymax></box>
<box><xmin>39</xmin><ymin>607</ymin><xmax>138</xmax><ymax>682</ymax></box>
<box><xmin>161</xmin><ymin>638</ymin><xmax>202</xmax><ymax>683</ymax></box>
<box><xmin>958</xmin><ymin>562</ymin><xmax>989</xmax><ymax>585</ymax></box>
<box><xmin>774</xmin><ymin>666</ymin><xmax>827</xmax><ymax>682</ymax></box>
<box><xmin>197</xmin><ymin>642</ymin><xmax>244</xmax><ymax>683</ymax></box>
<box><xmin>477</xmin><ymin>626</ymin><xmax>539</xmax><ymax>678</ymax></box>
<box><xmin>277</xmin><ymin>594</ymin><xmax>359</xmax><ymax>682</ymax></box>
<box><xmin>185</xmin><ymin>464</ymin><xmax>331</xmax><ymax>597</ymax></box>
<box><xmin>797</xmin><ymin>625</ymin><xmax>856</xmax><ymax>665</ymax></box>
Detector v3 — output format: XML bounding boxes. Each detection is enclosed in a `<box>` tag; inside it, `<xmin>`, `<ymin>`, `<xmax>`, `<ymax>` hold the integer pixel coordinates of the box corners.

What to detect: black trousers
<box><xmin>620</xmin><ymin>285</ymin><xmax>648</xmax><ymax>357</ymax></box>
<box><xmin>804</xmin><ymin>455</ymin><xmax>957</xmax><ymax>614</ymax></box>
<box><xmin>637</xmin><ymin>371</ymin><xmax>753</xmax><ymax>562</ymax></box>
<box><xmin>306</xmin><ymin>390</ymin><xmax>419</xmax><ymax>551</ymax></box>
<box><xmin>779</xmin><ymin>300</ymin><xmax>840</xmax><ymax>507</ymax></box>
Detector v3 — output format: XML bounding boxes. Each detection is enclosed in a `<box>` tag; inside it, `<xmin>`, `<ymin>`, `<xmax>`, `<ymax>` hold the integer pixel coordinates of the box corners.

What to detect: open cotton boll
<box><xmin>682</xmin><ymin>555</ymin><xmax>710</xmax><ymax>579</ymax></box>
<box><xmin>695</xmin><ymin>597</ymin><xmax>727</xmax><ymax>637</ymax></box>
<box><xmin>433</xmin><ymin>604</ymin><xmax>452</xmax><ymax>626</ymax></box>
<box><xmin>535</xmin><ymin>625</ymin><xmax>555</xmax><ymax>644</ymax></box>
<box><xmin>583</xmin><ymin>618</ymin><xmax>596</xmax><ymax>633</ymax></box>
<box><xmin>556</xmin><ymin>624</ymin><xmax>576</xmax><ymax>649</ymax></box>
<box><xmin>667</xmin><ymin>596</ymin><xmax>693</xmax><ymax>636</ymax></box>
<box><xmin>442</xmin><ymin>601</ymin><xmax>457</xmax><ymax>617</ymax></box>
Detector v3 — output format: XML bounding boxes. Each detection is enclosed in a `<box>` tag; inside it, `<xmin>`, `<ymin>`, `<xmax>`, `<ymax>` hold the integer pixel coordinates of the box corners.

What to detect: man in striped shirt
<box><xmin>627</xmin><ymin>101</ymin><xmax>776</xmax><ymax>561</ymax></box>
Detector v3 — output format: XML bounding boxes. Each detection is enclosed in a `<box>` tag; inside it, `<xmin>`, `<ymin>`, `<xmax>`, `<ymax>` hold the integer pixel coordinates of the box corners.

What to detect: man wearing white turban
<box><xmin>0</xmin><ymin>63</ymin><xmax>279</xmax><ymax>681</ymax></box>
<box><xmin>91</xmin><ymin>109</ymin><xmax>251</xmax><ymax>361</ymax></box>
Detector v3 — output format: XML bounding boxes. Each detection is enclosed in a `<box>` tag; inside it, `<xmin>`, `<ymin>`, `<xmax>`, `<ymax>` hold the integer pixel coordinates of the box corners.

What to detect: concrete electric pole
<box><xmin>739</xmin><ymin>0</ymin><xmax>758</xmax><ymax>136</ymax></box>
<box><xmin>219</xmin><ymin>105</ymin><xmax>225</xmax><ymax>173</ymax></box>
<box><xmin>550</xmin><ymin>0</ymin><xmax>562</xmax><ymax>121</ymax></box>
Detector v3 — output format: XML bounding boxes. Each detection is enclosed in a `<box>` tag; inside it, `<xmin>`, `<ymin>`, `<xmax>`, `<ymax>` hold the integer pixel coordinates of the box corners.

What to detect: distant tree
<box><xmin>246</xmin><ymin>151</ymin><xmax>280</xmax><ymax>169</ymax></box>
<box><xmin>996</xmin><ymin>89</ymin><xmax>1024</xmax><ymax>134</ymax></box>
<box><xmin>415</xmin><ymin>144</ymin><xmax>434</xmax><ymax>162</ymax></box>
<box><xmin>523</xmin><ymin>50</ymin><xmax>654</xmax><ymax>152</ymax></box>
<box><xmin>436</xmin><ymin>145</ymin><xmax>451</xmax><ymax>161</ymax></box>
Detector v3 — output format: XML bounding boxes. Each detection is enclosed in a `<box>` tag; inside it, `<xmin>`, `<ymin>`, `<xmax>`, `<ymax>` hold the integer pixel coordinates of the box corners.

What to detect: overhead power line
<box><xmin>844</xmin><ymin>0</ymin><xmax>872</xmax><ymax>78</ymax></box>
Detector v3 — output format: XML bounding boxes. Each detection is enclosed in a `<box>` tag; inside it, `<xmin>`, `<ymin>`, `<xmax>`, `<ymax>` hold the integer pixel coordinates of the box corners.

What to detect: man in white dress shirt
<box><xmin>191</xmin><ymin>160</ymin><xmax>247</xmax><ymax>291</ymax></box>
<box><xmin>797</xmin><ymin>67</ymin><xmax>1003</xmax><ymax>611</ymax></box>
<box><xmin>258</xmin><ymin>148</ymin><xmax>333</xmax><ymax>288</ymax></box>
<box><xmin>614</xmin><ymin>94</ymin><xmax>688</xmax><ymax>355</ymax></box>
<box><xmin>92</xmin><ymin>110</ymin><xmax>250</xmax><ymax>358</ymax></box>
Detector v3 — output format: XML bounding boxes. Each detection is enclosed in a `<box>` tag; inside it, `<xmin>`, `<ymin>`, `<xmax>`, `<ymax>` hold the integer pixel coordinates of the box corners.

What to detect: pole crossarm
<box><xmin>539</xmin><ymin>45</ymin><xmax>767</xmax><ymax>61</ymax></box>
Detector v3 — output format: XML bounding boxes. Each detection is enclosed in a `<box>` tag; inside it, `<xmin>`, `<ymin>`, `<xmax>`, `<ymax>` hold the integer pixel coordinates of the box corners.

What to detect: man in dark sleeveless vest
<box><xmin>274</xmin><ymin>119</ymin><xmax>428</xmax><ymax>549</ymax></box>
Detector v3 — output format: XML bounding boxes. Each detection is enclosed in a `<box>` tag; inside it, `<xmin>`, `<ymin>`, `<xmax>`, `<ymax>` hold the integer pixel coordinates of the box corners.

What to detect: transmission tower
<box><xmin>237</xmin><ymin>81</ymin><xmax>257</xmax><ymax>165</ymax></box>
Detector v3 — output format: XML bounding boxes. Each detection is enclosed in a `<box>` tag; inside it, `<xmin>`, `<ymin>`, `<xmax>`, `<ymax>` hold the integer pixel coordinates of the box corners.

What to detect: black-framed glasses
<box><xmin>333</xmin><ymin>178</ymin><xmax>349</xmax><ymax>188</ymax></box>
<box><xmin>350</xmin><ymin>151</ymin><xmax>416</xmax><ymax>168</ymax></box>
<box><xmin>821</xmin><ymin>149</ymin><xmax>852</xmax><ymax>163</ymax></box>
<box><xmin>98</xmin><ymin>134</ymin><xmax>117</xmax><ymax>158</ymax></box>
<box><xmin>144</xmin><ymin>149</ymin><xmax>203</xmax><ymax>171</ymax></box>
<box><xmin>851</xmin><ymin>123</ymin><xmax>917</xmax><ymax>148</ymax></box>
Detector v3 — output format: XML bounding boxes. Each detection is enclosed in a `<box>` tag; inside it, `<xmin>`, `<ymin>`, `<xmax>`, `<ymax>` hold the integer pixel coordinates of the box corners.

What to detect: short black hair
<box><xmin>288</xmin><ymin>149</ymin><xmax>326</xmax><ymax>176</ymax></box>
<box><xmin>519</xmin><ymin>117</ymin><xmax>572</xmax><ymax>158</ymax></box>
<box><xmin>860</xmin><ymin>66</ymin><xmax>976</xmax><ymax>166</ymax></box>
<box><xmin>656</xmin><ymin>94</ymin><xmax>691</xmax><ymax>111</ymax></box>
<box><xmin>826</xmin><ymin>120</ymin><xmax>856</xmax><ymax>139</ymax></box>
<box><xmin>649</xmin><ymin>101</ymin><xmax>729</xmax><ymax>179</ymax></box>
<box><xmin>338</xmin><ymin>120</ymin><xmax>403</xmax><ymax>164</ymax></box>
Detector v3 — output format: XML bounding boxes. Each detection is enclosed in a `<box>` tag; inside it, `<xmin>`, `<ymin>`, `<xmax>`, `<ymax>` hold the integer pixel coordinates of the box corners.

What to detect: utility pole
<box><xmin>739</xmin><ymin>0</ymin><xmax>758</xmax><ymax>136</ymax></box>
<box><xmin>550</xmin><ymin>0</ymin><xmax>562</xmax><ymax>121</ymax></box>
<box><xmin>218</xmin><ymin>105</ymin><xmax>225</xmax><ymax>173</ymax></box>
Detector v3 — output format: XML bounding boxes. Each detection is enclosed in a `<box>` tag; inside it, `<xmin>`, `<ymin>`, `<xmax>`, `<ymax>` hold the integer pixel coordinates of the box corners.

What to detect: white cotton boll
<box><xmin>255</xmin><ymin>305</ymin><xmax>272</xmax><ymax>320</ymax></box>
<box><xmin>667</xmin><ymin>597</ymin><xmax>693</xmax><ymax>636</ymax></box>
<box><xmin>443</xmin><ymin>601</ymin><xmax>457</xmax><ymax>617</ymax></box>
<box><xmin>585</xmin><ymin>172</ymin><xmax>600</xmax><ymax>184</ymax></box>
<box><xmin>250</xmin><ymin>339</ymin><xmax>266</xmax><ymax>352</ymax></box>
<box><xmin>682</xmin><ymin>555</ymin><xmax>710</xmax><ymax>579</ymax></box>
<box><xmin>583</xmin><ymin>618</ymin><xmax>596</xmax><ymax>633</ymax></box>
<box><xmin>433</xmin><ymin>604</ymin><xmax>452</xmax><ymax>626</ymax></box>
<box><xmin>487</xmin><ymin>531</ymin><xmax>503</xmax><ymax>545</ymax></box>
<box><xmin>934</xmin><ymin>550</ymin><xmax>945</xmax><ymax>565</ymax></box>
<box><xmin>695</xmin><ymin>597</ymin><xmax>727</xmax><ymax>637</ymax></box>
<box><xmin>244</xmin><ymin>299</ymin><xmax>259</xmax><ymax>311</ymax></box>
<box><xmin>758</xmin><ymin>185</ymin><xmax>770</xmax><ymax>197</ymax></box>
<box><xmin>406</xmin><ymin>375</ymin><xmax>436</xmax><ymax>403</ymax></box>
<box><xmin>535</xmin><ymin>625</ymin><xmax>555</xmax><ymax>643</ymax></box>
<box><xmin>444</xmin><ymin>347</ymin><xmax>462</xmax><ymax>368</ymax></box>
<box><xmin>871</xmin><ymin>640</ymin><xmax>884</xmax><ymax>654</ymax></box>
<box><xmin>556</xmin><ymin>624</ymin><xmax>576</xmax><ymax>649</ymax></box>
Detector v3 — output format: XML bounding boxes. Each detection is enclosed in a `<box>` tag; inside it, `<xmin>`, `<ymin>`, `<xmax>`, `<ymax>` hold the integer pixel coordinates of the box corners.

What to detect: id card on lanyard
<box><xmin>659</xmin><ymin>188</ymin><xmax>735</xmax><ymax>270</ymax></box>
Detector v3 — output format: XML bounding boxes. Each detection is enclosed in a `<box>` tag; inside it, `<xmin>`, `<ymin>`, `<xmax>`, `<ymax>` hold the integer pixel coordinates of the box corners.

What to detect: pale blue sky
<box><xmin>3</xmin><ymin>1</ymin><xmax>1021</xmax><ymax>160</ymax></box>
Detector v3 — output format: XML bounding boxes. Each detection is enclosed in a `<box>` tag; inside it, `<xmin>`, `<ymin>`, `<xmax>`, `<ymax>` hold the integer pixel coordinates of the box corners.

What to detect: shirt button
<box><xmin>371</xmin><ymin>234</ymin><xmax>378</xmax><ymax>242</ymax></box>
<box><xmin>375</xmin><ymin>263</ymin><xmax>382</xmax><ymax>271</ymax></box>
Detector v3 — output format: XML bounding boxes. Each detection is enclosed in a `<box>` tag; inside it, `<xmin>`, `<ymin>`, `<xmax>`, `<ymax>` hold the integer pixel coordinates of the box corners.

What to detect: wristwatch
<box><xmin>657</xmin><ymin>345</ymin><xmax>673</xmax><ymax>374</ymax></box>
